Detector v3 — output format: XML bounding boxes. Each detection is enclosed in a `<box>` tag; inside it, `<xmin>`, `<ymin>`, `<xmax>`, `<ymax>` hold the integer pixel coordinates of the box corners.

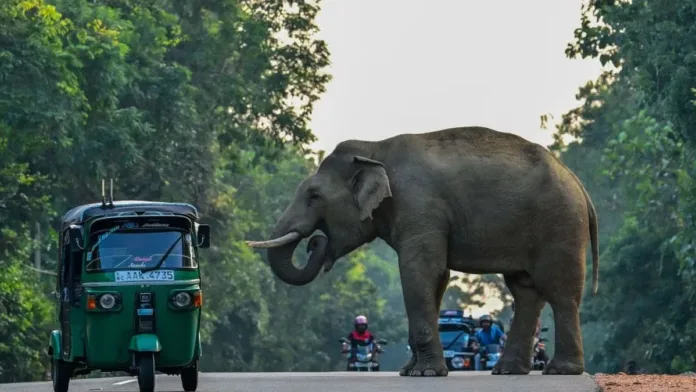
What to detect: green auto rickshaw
<box><xmin>48</xmin><ymin>191</ymin><xmax>210</xmax><ymax>392</ymax></box>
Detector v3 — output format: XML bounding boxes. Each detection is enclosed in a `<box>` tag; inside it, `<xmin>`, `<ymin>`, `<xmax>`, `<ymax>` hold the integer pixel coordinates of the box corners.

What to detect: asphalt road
<box><xmin>0</xmin><ymin>372</ymin><xmax>601</xmax><ymax>392</ymax></box>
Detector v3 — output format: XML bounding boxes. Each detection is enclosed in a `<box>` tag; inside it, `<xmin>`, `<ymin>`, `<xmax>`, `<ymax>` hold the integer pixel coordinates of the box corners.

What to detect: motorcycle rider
<box><xmin>474</xmin><ymin>314</ymin><xmax>505</xmax><ymax>371</ymax></box>
<box><xmin>533</xmin><ymin>320</ymin><xmax>549</xmax><ymax>366</ymax></box>
<box><xmin>342</xmin><ymin>315</ymin><xmax>383</xmax><ymax>367</ymax></box>
<box><xmin>510</xmin><ymin>302</ymin><xmax>548</xmax><ymax>367</ymax></box>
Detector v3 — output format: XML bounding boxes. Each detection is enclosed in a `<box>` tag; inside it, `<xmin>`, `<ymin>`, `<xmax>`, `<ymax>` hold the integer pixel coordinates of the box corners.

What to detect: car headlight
<box><xmin>451</xmin><ymin>356</ymin><xmax>465</xmax><ymax>369</ymax></box>
<box><xmin>99</xmin><ymin>294</ymin><xmax>116</xmax><ymax>309</ymax></box>
<box><xmin>174</xmin><ymin>292</ymin><xmax>192</xmax><ymax>307</ymax></box>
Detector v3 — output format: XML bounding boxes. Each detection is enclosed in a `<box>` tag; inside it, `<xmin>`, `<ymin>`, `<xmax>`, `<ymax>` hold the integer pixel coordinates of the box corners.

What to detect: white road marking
<box><xmin>112</xmin><ymin>379</ymin><xmax>136</xmax><ymax>386</ymax></box>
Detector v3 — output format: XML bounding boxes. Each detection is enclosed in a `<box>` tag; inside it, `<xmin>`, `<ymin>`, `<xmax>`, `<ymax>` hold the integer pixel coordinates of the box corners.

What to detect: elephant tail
<box><xmin>586</xmin><ymin>189</ymin><xmax>599</xmax><ymax>295</ymax></box>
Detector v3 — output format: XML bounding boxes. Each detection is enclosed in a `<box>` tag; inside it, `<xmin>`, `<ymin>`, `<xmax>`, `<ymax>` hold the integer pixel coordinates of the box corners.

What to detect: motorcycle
<box><xmin>478</xmin><ymin>344</ymin><xmax>502</xmax><ymax>371</ymax></box>
<box><xmin>532</xmin><ymin>327</ymin><xmax>549</xmax><ymax>371</ymax></box>
<box><xmin>339</xmin><ymin>337</ymin><xmax>387</xmax><ymax>371</ymax></box>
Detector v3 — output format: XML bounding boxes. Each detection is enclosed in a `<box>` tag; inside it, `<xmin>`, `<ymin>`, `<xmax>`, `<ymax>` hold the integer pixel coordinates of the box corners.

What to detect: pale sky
<box><xmin>309</xmin><ymin>0</ymin><xmax>604</xmax><ymax>154</ymax></box>
<box><xmin>308</xmin><ymin>0</ymin><xmax>605</xmax><ymax>317</ymax></box>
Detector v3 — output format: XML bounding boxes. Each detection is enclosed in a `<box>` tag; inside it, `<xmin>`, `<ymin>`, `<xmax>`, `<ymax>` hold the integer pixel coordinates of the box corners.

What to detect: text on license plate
<box><xmin>443</xmin><ymin>350</ymin><xmax>455</xmax><ymax>358</ymax></box>
<box><xmin>115</xmin><ymin>270</ymin><xmax>174</xmax><ymax>282</ymax></box>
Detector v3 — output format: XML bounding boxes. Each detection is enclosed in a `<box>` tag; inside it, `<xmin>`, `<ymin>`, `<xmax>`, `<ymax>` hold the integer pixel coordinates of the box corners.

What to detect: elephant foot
<box><xmin>542</xmin><ymin>358</ymin><xmax>584</xmax><ymax>375</ymax></box>
<box><xmin>408</xmin><ymin>360</ymin><xmax>448</xmax><ymax>377</ymax></box>
<box><xmin>398</xmin><ymin>355</ymin><xmax>417</xmax><ymax>376</ymax></box>
<box><xmin>491</xmin><ymin>358</ymin><xmax>531</xmax><ymax>375</ymax></box>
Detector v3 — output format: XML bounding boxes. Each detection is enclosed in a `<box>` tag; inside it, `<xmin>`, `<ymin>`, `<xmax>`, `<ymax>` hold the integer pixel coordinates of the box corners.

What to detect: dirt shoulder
<box><xmin>594</xmin><ymin>373</ymin><xmax>696</xmax><ymax>391</ymax></box>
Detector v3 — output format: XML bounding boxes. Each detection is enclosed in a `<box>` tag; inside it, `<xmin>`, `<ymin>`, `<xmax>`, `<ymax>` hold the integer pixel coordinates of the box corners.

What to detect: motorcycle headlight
<box><xmin>99</xmin><ymin>294</ymin><xmax>116</xmax><ymax>309</ymax></box>
<box><xmin>451</xmin><ymin>357</ymin><xmax>465</xmax><ymax>369</ymax></box>
<box><xmin>174</xmin><ymin>292</ymin><xmax>192</xmax><ymax>307</ymax></box>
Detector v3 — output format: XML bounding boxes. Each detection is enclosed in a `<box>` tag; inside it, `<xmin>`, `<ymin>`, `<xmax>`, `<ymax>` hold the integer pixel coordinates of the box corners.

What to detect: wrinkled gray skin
<box><xmin>247</xmin><ymin>127</ymin><xmax>599</xmax><ymax>377</ymax></box>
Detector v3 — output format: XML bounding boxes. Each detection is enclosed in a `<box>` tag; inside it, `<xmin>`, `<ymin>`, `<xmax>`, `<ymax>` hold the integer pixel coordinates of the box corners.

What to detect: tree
<box><xmin>547</xmin><ymin>0</ymin><xmax>696</xmax><ymax>373</ymax></box>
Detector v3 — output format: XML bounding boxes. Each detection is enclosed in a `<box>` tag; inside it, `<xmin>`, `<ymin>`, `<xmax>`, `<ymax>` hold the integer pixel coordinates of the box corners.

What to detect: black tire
<box><xmin>138</xmin><ymin>354</ymin><xmax>156</xmax><ymax>392</ymax></box>
<box><xmin>181</xmin><ymin>360</ymin><xmax>198</xmax><ymax>392</ymax></box>
<box><xmin>51</xmin><ymin>358</ymin><xmax>71</xmax><ymax>392</ymax></box>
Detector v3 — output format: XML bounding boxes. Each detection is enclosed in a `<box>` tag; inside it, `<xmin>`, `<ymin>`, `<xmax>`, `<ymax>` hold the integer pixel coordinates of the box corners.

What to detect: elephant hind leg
<box><xmin>533</xmin><ymin>245</ymin><xmax>586</xmax><ymax>375</ymax></box>
<box><xmin>492</xmin><ymin>273</ymin><xmax>545</xmax><ymax>375</ymax></box>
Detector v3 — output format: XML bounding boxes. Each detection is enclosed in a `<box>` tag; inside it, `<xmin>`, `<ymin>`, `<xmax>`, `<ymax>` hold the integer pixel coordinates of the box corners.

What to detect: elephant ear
<box><xmin>352</xmin><ymin>156</ymin><xmax>392</xmax><ymax>221</ymax></box>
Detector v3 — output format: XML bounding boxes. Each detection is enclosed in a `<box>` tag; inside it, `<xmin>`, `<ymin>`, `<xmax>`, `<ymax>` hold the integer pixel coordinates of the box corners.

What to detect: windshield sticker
<box><xmin>123</xmin><ymin>222</ymin><xmax>138</xmax><ymax>229</ymax></box>
<box><xmin>142</xmin><ymin>223</ymin><xmax>170</xmax><ymax>228</ymax></box>
<box><xmin>91</xmin><ymin>225</ymin><xmax>120</xmax><ymax>251</ymax></box>
<box><xmin>133</xmin><ymin>256</ymin><xmax>152</xmax><ymax>263</ymax></box>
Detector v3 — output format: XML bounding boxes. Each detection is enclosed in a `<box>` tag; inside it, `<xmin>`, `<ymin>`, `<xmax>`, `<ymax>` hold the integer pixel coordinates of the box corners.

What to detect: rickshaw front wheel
<box><xmin>51</xmin><ymin>358</ymin><xmax>71</xmax><ymax>392</ymax></box>
<box><xmin>180</xmin><ymin>360</ymin><xmax>198</xmax><ymax>392</ymax></box>
<box><xmin>137</xmin><ymin>354</ymin><xmax>156</xmax><ymax>392</ymax></box>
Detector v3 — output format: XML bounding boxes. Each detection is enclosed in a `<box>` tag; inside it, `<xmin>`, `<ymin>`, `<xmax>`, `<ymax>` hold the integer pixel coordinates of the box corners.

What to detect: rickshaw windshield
<box><xmin>85</xmin><ymin>228</ymin><xmax>196</xmax><ymax>271</ymax></box>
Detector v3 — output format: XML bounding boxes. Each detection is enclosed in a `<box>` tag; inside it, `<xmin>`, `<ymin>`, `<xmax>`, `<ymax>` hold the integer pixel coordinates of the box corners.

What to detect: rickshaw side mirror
<box><xmin>197</xmin><ymin>224</ymin><xmax>210</xmax><ymax>248</ymax></box>
<box><xmin>377</xmin><ymin>339</ymin><xmax>388</xmax><ymax>345</ymax></box>
<box><xmin>68</xmin><ymin>227</ymin><xmax>84</xmax><ymax>252</ymax></box>
<box><xmin>541</xmin><ymin>327</ymin><xmax>549</xmax><ymax>332</ymax></box>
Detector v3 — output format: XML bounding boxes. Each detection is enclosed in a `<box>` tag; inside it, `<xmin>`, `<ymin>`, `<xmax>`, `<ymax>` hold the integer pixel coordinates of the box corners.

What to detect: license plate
<box><xmin>443</xmin><ymin>350</ymin><xmax>455</xmax><ymax>358</ymax></box>
<box><xmin>114</xmin><ymin>270</ymin><xmax>174</xmax><ymax>282</ymax></box>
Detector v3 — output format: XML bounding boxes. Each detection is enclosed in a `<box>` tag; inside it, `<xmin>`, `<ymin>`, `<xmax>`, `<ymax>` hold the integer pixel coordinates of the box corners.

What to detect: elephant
<box><xmin>246</xmin><ymin>126</ymin><xmax>599</xmax><ymax>377</ymax></box>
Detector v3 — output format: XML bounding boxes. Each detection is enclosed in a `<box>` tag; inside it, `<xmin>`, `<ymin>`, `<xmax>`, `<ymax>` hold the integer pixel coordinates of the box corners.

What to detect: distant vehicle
<box><xmin>478</xmin><ymin>344</ymin><xmax>502</xmax><ymax>371</ymax></box>
<box><xmin>438</xmin><ymin>310</ymin><xmax>477</xmax><ymax>371</ymax></box>
<box><xmin>406</xmin><ymin>310</ymin><xmax>478</xmax><ymax>371</ymax></box>
<box><xmin>339</xmin><ymin>337</ymin><xmax>387</xmax><ymax>371</ymax></box>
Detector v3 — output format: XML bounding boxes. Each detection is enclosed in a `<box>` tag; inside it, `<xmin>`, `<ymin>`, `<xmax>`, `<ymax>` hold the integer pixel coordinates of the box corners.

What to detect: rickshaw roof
<box><xmin>61</xmin><ymin>200</ymin><xmax>199</xmax><ymax>228</ymax></box>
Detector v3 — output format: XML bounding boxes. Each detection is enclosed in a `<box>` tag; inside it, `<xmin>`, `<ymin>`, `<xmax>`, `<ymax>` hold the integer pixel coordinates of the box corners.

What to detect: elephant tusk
<box><xmin>245</xmin><ymin>232</ymin><xmax>301</xmax><ymax>248</ymax></box>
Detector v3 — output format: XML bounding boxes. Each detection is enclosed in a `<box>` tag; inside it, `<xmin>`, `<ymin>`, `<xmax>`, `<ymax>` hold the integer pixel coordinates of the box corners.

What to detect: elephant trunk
<box><xmin>266</xmin><ymin>233</ymin><xmax>328</xmax><ymax>286</ymax></box>
<box><xmin>246</xmin><ymin>201</ymin><xmax>329</xmax><ymax>286</ymax></box>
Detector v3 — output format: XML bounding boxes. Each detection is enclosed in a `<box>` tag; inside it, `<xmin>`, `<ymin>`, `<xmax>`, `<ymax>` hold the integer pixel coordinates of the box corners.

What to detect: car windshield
<box><xmin>439</xmin><ymin>324</ymin><xmax>471</xmax><ymax>347</ymax></box>
<box><xmin>85</xmin><ymin>229</ymin><xmax>195</xmax><ymax>271</ymax></box>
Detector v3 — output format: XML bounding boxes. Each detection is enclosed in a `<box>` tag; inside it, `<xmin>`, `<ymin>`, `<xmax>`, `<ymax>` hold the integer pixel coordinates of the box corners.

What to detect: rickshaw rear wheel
<box><xmin>137</xmin><ymin>354</ymin><xmax>156</xmax><ymax>392</ymax></box>
<box><xmin>51</xmin><ymin>358</ymin><xmax>71</xmax><ymax>392</ymax></box>
<box><xmin>180</xmin><ymin>360</ymin><xmax>198</xmax><ymax>391</ymax></box>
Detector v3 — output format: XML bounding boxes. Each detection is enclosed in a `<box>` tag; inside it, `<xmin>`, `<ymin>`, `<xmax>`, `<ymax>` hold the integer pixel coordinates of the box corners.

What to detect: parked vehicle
<box><xmin>48</xmin><ymin>181</ymin><xmax>210</xmax><ymax>392</ymax></box>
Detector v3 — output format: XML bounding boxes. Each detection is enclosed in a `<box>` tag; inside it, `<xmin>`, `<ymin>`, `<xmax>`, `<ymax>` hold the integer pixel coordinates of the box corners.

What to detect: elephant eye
<box><xmin>307</xmin><ymin>193</ymin><xmax>322</xmax><ymax>206</ymax></box>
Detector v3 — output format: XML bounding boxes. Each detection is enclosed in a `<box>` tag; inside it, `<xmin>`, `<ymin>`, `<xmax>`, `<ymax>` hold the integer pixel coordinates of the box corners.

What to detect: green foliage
<box><xmin>550</xmin><ymin>0</ymin><xmax>696</xmax><ymax>374</ymax></box>
<box><xmin>0</xmin><ymin>259</ymin><xmax>53</xmax><ymax>382</ymax></box>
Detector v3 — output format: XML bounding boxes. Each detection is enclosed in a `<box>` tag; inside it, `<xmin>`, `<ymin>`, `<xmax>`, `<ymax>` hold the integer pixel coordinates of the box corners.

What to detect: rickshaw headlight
<box><xmin>99</xmin><ymin>294</ymin><xmax>116</xmax><ymax>309</ymax></box>
<box><xmin>174</xmin><ymin>292</ymin><xmax>192</xmax><ymax>308</ymax></box>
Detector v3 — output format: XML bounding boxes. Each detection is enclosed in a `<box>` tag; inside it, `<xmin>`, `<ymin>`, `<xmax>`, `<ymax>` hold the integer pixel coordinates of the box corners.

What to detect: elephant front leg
<box><xmin>399</xmin><ymin>269</ymin><xmax>449</xmax><ymax>376</ymax></box>
<box><xmin>399</xmin><ymin>337</ymin><xmax>418</xmax><ymax>376</ymax></box>
<box><xmin>397</xmin><ymin>238</ymin><xmax>449</xmax><ymax>377</ymax></box>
